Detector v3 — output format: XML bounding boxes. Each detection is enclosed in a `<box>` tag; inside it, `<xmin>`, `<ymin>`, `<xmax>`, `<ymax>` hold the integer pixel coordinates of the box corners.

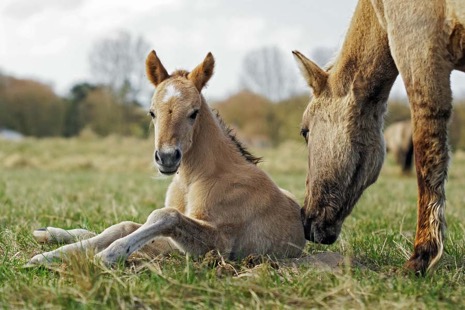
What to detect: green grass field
<box><xmin>1</xmin><ymin>137</ymin><xmax>465</xmax><ymax>308</ymax></box>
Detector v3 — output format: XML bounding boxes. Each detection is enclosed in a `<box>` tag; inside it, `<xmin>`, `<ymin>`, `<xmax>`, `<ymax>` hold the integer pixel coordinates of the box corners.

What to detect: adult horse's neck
<box><xmin>178</xmin><ymin>97</ymin><xmax>241</xmax><ymax>182</ymax></box>
<box><xmin>330</xmin><ymin>0</ymin><xmax>398</xmax><ymax>103</ymax></box>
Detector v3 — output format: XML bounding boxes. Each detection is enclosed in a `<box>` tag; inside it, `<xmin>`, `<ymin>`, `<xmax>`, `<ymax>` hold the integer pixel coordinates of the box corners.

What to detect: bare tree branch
<box><xmin>239</xmin><ymin>46</ymin><xmax>300</xmax><ymax>102</ymax></box>
<box><xmin>89</xmin><ymin>31</ymin><xmax>150</xmax><ymax>105</ymax></box>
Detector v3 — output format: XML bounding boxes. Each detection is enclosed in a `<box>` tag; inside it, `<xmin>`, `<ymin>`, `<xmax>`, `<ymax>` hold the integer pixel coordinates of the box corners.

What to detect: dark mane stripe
<box><xmin>212</xmin><ymin>109</ymin><xmax>262</xmax><ymax>165</ymax></box>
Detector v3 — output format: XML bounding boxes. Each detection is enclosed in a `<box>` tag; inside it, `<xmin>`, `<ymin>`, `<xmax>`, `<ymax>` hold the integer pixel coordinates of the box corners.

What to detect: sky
<box><xmin>1</xmin><ymin>0</ymin><xmax>464</xmax><ymax>102</ymax></box>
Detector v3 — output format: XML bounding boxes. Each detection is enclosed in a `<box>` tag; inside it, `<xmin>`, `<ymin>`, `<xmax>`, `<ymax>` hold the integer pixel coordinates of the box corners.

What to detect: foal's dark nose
<box><xmin>155</xmin><ymin>148</ymin><xmax>182</xmax><ymax>168</ymax></box>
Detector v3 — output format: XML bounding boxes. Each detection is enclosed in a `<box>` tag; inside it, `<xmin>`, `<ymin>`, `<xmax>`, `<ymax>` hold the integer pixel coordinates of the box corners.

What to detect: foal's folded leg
<box><xmin>96</xmin><ymin>207</ymin><xmax>226</xmax><ymax>265</ymax></box>
<box><xmin>33</xmin><ymin>227</ymin><xmax>97</xmax><ymax>244</ymax></box>
<box><xmin>27</xmin><ymin>221</ymin><xmax>141</xmax><ymax>265</ymax></box>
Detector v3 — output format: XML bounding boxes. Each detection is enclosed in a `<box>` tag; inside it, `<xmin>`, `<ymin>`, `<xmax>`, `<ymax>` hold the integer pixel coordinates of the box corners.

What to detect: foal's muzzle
<box><xmin>155</xmin><ymin>147</ymin><xmax>181</xmax><ymax>175</ymax></box>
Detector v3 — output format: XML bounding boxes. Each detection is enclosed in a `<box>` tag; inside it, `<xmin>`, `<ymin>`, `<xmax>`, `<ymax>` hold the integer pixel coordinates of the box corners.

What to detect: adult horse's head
<box><xmin>293</xmin><ymin>50</ymin><xmax>394</xmax><ymax>244</ymax></box>
<box><xmin>146</xmin><ymin>50</ymin><xmax>214</xmax><ymax>175</ymax></box>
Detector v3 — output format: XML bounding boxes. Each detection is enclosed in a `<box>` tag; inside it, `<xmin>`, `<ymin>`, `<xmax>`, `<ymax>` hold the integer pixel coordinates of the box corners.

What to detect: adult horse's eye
<box><xmin>189</xmin><ymin>110</ymin><xmax>199</xmax><ymax>120</ymax></box>
<box><xmin>300</xmin><ymin>128</ymin><xmax>309</xmax><ymax>143</ymax></box>
<box><xmin>148</xmin><ymin>110</ymin><xmax>156</xmax><ymax>119</ymax></box>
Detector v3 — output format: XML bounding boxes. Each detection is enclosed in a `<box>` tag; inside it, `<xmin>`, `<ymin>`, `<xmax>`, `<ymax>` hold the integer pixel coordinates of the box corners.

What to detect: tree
<box><xmin>88</xmin><ymin>31</ymin><xmax>151</xmax><ymax>105</ymax></box>
<box><xmin>239</xmin><ymin>46</ymin><xmax>301</xmax><ymax>102</ymax></box>
<box><xmin>0</xmin><ymin>76</ymin><xmax>65</xmax><ymax>137</ymax></box>
<box><xmin>62</xmin><ymin>83</ymin><xmax>97</xmax><ymax>137</ymax></box>
<box><xmin>79</xmin><ymin>88</ymin><xmax>123</xmax><ymax>136</ymax></box>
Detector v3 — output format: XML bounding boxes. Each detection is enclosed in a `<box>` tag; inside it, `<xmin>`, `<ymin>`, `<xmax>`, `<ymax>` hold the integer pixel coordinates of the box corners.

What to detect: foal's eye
<box><xmin>189</xmin><ymin>110</ymin><xmax>199</xmax><ymax>120</ymax></box>
<box><xmin>148</xmin><ymin>110</ymin><xmax>156</xmax><ymax>119</ymax></box>
<box><xmin>300</xmin><ymin>128</ymin><xmax>309</xmax><ymax>143</ymax></box>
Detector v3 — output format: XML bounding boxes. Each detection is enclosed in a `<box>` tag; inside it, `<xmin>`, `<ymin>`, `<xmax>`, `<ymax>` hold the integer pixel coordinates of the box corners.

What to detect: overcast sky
<box><xmin>1</xmin><ymin>0</ymin><xmax>464</xmax><ymax>102</ymax></box>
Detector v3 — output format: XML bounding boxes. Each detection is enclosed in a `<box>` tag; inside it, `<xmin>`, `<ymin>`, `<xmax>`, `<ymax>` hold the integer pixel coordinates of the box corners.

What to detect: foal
<box><xmin>28</xmin><ymin>51</ymin><xmax>306</xmax><ymax>266</ymax></box>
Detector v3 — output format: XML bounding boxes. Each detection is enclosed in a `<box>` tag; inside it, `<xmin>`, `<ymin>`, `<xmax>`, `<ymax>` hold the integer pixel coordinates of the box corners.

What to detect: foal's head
<box><xmin>146</xmin><ymin>50</ymin><xmax>214</xmax><ymax>175</ymax></box>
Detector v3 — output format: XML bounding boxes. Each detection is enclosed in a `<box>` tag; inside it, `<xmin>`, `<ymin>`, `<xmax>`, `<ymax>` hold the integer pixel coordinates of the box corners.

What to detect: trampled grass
<box><xmin>1</xmin><ymin>137</ymin><xmax>465</xmax><ymax>308</ymax></box>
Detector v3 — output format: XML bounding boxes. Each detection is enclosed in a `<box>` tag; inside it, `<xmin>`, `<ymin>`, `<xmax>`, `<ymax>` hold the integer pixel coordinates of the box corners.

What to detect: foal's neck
<box><xmin>330</xmin><ymin>0</ymin><xmax>398</xmax><ymax>101</ymax></box>
<box><xmin>179</xmin><ymin>98</ymin><xmax>241</xmax><ymax>181</ymax></box>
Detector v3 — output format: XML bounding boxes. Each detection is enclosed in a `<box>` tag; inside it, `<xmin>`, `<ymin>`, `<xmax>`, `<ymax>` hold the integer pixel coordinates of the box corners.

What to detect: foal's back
<box><xmin>164</xmin><ymin>104</ymin><xmax>306</xmax><ymax>258</ymax></box>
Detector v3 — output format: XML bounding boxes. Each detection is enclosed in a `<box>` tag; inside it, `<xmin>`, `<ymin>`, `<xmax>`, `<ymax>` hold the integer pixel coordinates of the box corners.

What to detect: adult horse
<box><xmin>293</xmin><ymin>0</ymin><xmax>464</xmax><ymax>275</ymax></box>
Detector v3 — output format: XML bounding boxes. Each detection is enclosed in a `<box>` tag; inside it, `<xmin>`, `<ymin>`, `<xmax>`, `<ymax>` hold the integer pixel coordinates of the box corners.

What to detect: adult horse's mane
<box><xmin>212</xmin><ymin>109</ymin><xmax>262</xmax><ymax>165</ymax></box>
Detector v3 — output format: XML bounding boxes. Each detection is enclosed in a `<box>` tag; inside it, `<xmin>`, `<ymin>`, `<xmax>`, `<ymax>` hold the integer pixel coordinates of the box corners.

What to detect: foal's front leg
<box><xmin>96</xmin><ymin>207</ymin><xmax>225</xmax><ymax>265</ymax></box>
<box><xmin>27</xmin><ymin>221</ymin><xmax>142</xmax><ymax>265</ymax></box>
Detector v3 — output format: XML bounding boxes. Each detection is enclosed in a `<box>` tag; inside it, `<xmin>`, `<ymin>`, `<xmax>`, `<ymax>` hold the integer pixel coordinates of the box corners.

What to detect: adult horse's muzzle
<box><xmin>155</xmin><ymin>147</ymin><xmax>181</xmax><ymax>175</ymax></box>
<box><xmin>303</xmin><ymin>215</ymin><xmax>340</xmax><ymax>245</ymax></box>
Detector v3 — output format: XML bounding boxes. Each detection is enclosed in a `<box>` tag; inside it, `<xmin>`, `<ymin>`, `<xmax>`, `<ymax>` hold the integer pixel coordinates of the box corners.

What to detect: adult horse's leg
<box><xmin>405</xmin><ymin>74</ymin><xmax>451</xmax><ymax>275</ymax></box>
<box><xmin>384</xmin><ymin>2</ymin><xmax>453</xmax><ymax>275</ymax></box>
<box><xmin>411</xmin><ymin>86</ymin><xmax>450</xmax><ymax>273</ymax></box>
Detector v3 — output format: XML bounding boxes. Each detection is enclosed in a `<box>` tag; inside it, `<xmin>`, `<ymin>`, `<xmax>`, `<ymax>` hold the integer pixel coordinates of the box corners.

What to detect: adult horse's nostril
<box><xmin>174</xmin><ymin>149</ymin><xmax>181</xmax><ymax>162</ymax></box>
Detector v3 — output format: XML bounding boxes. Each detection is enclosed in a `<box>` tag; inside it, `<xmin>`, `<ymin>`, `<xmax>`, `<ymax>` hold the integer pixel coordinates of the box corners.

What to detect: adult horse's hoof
<box><xmin>404</xmin><ymin>242</ymin><xmax>442</xmax><ymax>276</ymax></box>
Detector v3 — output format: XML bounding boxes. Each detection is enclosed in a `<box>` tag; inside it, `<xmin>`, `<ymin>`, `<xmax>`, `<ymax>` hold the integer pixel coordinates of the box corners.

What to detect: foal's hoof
<box><xmin>25</xmin><ymin>252</ymin><xmax>54</xmax><ymax>267</ymax></box>
<box><xmin>32</xmin><ymin>228</ymin><xmax>50</xmax><ymax>243</ymax></box>
<box><xmin>94</xmin><ymin>251</ymin><xmax>120</xmax><ymax>267</ymax></box>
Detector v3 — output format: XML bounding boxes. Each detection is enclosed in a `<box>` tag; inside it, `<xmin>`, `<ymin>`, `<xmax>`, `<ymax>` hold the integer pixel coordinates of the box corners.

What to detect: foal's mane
<box><xmin>212</xmin><ymin>109</ymin><xmax>262</xmax><ymax>165</ymax></box>
<box><xmin>170</xmin><ymin>69</ymin><xmax>261</xmax><ymax>165</ymax></box>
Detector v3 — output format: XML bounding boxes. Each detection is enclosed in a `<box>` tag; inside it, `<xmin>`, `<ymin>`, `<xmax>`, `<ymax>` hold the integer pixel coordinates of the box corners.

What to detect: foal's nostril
<box><xmin>155</xmin><ymin>151</ymin><xmax>162</xmax><ymax>164</ymax></box>
<box><xmin>156</xmin><ymin>148</ymin><xmax>181</xmax><ymax>168</ymax></box>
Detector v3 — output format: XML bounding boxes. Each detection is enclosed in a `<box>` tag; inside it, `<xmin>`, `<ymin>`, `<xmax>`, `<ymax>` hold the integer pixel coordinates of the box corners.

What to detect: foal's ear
<box><xmin>292</xmin><ymin>50</ymin><xmax>328</xmax><ymax>96</ymax></box>
<box><xmin>188</xmin><ymin>52</ymin><xmax>215</xmax><ymax>92</ymax></box>
<box><xmin>146</xmin><ymin>50</ymin><xmax>170</xmax><ymax>86</ymax></box>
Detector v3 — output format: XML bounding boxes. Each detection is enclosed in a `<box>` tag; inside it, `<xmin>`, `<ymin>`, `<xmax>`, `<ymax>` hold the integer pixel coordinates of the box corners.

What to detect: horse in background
<box><xmin>384</xmin><ymin>120</ymin><xmax>414</xmax><ymax>174</ymax></box>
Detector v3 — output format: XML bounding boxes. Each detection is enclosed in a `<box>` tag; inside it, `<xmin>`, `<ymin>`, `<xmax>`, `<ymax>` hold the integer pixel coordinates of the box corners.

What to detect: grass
<box><xmin>1</xmin><ymin>136</ymin><xmax>465</xmax><ymax>308</ymax></box>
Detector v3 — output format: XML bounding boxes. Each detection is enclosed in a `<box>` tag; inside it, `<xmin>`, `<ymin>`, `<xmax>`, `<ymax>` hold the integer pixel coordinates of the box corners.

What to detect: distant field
<box><xmin>1</xmin><ymin>137</ymin><xmax>465</xmax><ymax>308</ymax></box>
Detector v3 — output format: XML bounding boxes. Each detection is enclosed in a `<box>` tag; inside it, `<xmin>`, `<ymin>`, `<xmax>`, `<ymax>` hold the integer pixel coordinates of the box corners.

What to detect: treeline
<box><xmin>2</xmin><ymin>30</ymin><xmax>463</xmax><ymax>148</ymax></box>
<box><xmin>0</xmin><ymin>74</ymin><xmax>308</xmax><ymax>143</ymax></box>
<box><xmin>213</xmin><ymin>91</ymin><xmax>308</xmax><ymax>146</ymax></box>
<box><xmin>0</xmin><ymin>75</ymin><xmax>148</xmax><ymax>138</ymax></box>
<box><xmin>2</xmin><ymin>72</ymin><xmax>465</xmax><ymax>150</ymax></box>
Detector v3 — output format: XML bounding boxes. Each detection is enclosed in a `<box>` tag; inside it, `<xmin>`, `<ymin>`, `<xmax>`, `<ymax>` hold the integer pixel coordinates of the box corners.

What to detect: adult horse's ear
<box><xmin>292</xmin><ymin>50</ymin><xmax>327</xmax><ymax>96</ymax></box>
<box><xmin>188</xmin><ymin>52</ymin><xmax>215</xmax><ymax>92</ymax></box>
<box><xmin>146</xmin><ymin>50</ymin><xmax>170</xmax><ymax>86</ymax></box>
